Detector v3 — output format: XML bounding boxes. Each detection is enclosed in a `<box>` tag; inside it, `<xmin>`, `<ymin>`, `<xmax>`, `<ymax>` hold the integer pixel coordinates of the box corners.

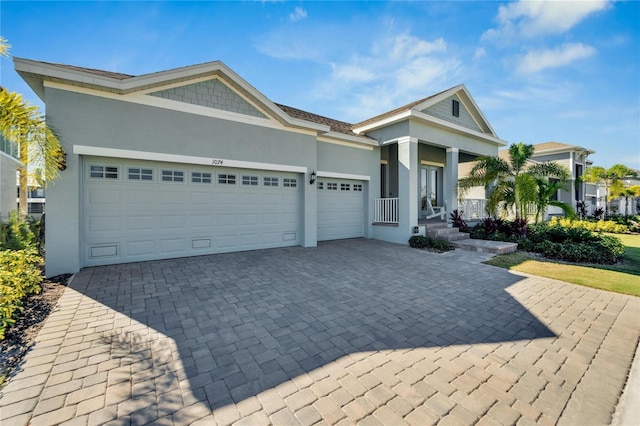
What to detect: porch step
<box><xmin>426</xmin><ymin>222</ymin><xmax>469</xmax><ymax>242</ymax></box>
<box><xmin>453</xmin><ymin>239</ymin><xmax>518</xmax><ymax>255</ymax></box>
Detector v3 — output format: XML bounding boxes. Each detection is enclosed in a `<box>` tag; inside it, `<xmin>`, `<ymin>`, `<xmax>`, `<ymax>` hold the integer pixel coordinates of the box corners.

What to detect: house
<box><xmin>16</xmin><ymin>176</ymin><xmax>46</xmax><ymax>218</ymax></box>
<box><xmin>527</xmin><ymin>142</ymin><xmax>595</xmax><ymax>218</ymax></box>
<box><xmin>609</xmin><ymin>170</ymin><xmax>640</xmax><ymax>215</ymax></box>
<box><xmin>0</xmin><ymin>136</ymin><xmax>22</xmax><ymax>221</ymax></box>
<box><xmin>15</xmin><ymin>58</ymin><xmax>507</xmax><ymax>277</ymax></box>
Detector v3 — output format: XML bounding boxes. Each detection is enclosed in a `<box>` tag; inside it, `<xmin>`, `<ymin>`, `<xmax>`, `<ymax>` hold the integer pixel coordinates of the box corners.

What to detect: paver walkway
<box><xmin>1</xmin><ymin>239</ymin><xmax>638</xmax><ymax>425</ymax></box>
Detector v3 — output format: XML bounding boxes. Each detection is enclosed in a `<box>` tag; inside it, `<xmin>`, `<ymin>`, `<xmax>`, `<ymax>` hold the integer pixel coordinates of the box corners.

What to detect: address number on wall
<box><xmin>211</xmin><ymin>159</ymin><xmax>224</xmax><ymax>166</ymax></box>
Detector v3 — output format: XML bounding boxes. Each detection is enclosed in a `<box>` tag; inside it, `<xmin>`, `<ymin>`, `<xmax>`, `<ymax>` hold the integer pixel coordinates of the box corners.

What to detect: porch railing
<box><xmin>458</xmin><ymin>199</ymin><xmax>488</xmax><ymax>221</ymax></box>
<box><xmin>374</xmin><ymin>198</ymin><xmax>399</xmax><ymax>224</ymax></box>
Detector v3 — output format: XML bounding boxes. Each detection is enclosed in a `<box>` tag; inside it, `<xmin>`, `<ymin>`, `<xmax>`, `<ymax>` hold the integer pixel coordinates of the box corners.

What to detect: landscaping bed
<box><xmin>0</xmin><ymin>274</ymin><xmax>70</xmax><ymax>389</ymax></box>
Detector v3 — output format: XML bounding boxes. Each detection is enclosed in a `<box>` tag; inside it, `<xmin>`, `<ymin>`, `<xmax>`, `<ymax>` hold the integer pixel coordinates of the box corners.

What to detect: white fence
<box><xmin>458</xmin><ymin>199</ymin><xmax>488</xmax><ymax>221</ymax></box>
<box><xmin>374</xmin><ymin>198</ymin><xmax>399</xmax><ymax>223</ymax></box>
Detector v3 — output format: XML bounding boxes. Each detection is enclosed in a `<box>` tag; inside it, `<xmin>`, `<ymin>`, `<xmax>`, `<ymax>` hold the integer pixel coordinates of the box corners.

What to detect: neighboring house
<box><xmin>609</xmin><ymin>170</ymin><xmax>640</xmax><ymax>215</ymax></box>
<box><xmin>16</xmin><ymin>176</ymin><xmax>46</xmax><ymax>218</ymax></box>
<box><xmin>527</xmin><ymin>142</ymin><xmax>596</xmax><ymax>219</ymax></box>
<box><xmin>15</xmin><ymin>58</ymin><xmax>506</xmax><ymax>277</ymax></box>
<box><xmin>0</xmin><ymin>136</ymin><xmax>22</xmax><ymax>221</ymax></box>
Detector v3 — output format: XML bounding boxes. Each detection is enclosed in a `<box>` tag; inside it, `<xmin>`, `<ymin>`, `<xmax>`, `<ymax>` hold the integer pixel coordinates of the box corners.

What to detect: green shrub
<box><xmin>548</xmin><ymin>216</ymin><xmax>628</xmax><ymax>234</ymax></box>
<box><xmin>0</xmin><ymin>249</ymin><xmax>43</xmax><ymax>340</ymax></box>
<box><xmin>408</xmin><ymin>235</ymin><xmax>454</xmax><ymax>252</ymax></box>
<box><xmin>523</xmin><ymin>224</ymin><xmax>624</xmax><ymax>264</ymax></box>
<box><xmin>1</xmin><ymin>211</ymin><xmax>38</xmax><ymax>250</ymax></box>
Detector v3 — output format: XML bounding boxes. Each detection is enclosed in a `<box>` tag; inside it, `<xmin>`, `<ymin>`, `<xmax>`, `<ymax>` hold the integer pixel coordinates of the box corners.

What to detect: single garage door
<box><xmin>317</xmin><ymin>179</ymin><xmax>365</xmax><ymax>241</ymax></box>
<box><xmin>82</xmin><ymin>157</ymin><xmax>300</xmax><ymax>266</ymax></box>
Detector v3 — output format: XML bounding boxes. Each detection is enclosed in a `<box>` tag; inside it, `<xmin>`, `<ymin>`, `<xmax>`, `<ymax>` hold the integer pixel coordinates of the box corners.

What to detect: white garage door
<box><xmin>317</xmin><ymin>179</ymin><xmax>365</xmax><ymax>241</ymax></box>
<box><xmin>82</xmin><ymin>158</ymin><xmax>300</xmax><ymax>266</ymax></box>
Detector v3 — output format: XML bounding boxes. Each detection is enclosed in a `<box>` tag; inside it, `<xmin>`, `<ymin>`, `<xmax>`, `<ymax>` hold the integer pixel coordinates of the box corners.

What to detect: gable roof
<box><xmin>275</xmin><ymin>103</ymin><xmax>357</xmax><ymax>137</ymax></box>
<box><xmin>532</xmin><ymin>142</ymin><xmax>596</xmax><ymax>155</ymax></box>
<box><xmin>352</xmin><ymin>84</ymin><xmax>499</xmax><ymax>138</ymax></box>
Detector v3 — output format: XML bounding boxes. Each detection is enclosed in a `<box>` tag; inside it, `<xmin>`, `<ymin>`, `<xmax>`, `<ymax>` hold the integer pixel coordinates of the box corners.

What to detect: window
<box><xmin>283</xmin><ymin>178</ymin><xmax>297</xmax><ymax>188</ymax></box>
<box><xmin>242</xmin><ymin>175</ymin><xmax>259</xmax><ymax>186</ymax></box>
<box><xmin>341</xmin><ymin>183</ymin><xmax>351</xmax><ymax>191</ymax></box>
<box><xmin>353</xmin><ymin>184</ymin><xmax>363</xmax><ymax>192</ymax></box>
<box><xmin>452</xmin><ymin>99</ymin><xmax>460</xmax><ymax>117</ymax></box>
<box><xmin>191</xmin><ymin>171</ymin><xmax>212</xmax><ymax>183</ymax></box>
<box><xmin>162</xmin><ymin>170</ymin><xmax>184</xmax><ymax>183</ymax></box>
<box><xmin>128</xmin><ymin>167</ymin><xmax>153</xmax><ymax>181</ymax></box>
<box><xmin>327</xmin><ymin>183</ymin><xmax>338</xmax><ymax>191</ymax></box>
<box><xmin>318</xmin><ymin>181</ymin><xmax>324</xmax><ymax>190</ymax></box>
<box><xmin>264</xmin><ymin>177</ymin><xmax>279</xmax><ymax>187</ymax></box>
<box><xmin>90</xmin><ymin>165</ymin><xmax>118</xmax><ymax>179</ymax></box>
<box><xmin>218</xmin><ymin>173</ymin><xmax>236</xmax><ymax>184</ymax></box>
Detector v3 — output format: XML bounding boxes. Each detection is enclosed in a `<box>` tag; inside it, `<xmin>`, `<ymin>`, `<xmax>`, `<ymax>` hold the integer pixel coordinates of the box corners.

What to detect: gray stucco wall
<box><xmin>0</xmin><ymin>153</ymin><xmax>20</xmax><ymax>220</ymax></box>
<box><xmin>44</xmin><ymin>87</ymin><xmax>324</xmax><ymax>276</ymax></box>
<box><xmin>422</xmin><ymin>94</ymin><xmax>482</xmax><ymax>133</ymax></box>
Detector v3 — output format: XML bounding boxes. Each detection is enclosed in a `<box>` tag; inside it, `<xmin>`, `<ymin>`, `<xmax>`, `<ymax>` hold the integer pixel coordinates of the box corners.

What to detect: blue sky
<box><xmin>1</xmin><ymin>1</ymin><xmax>638</xmax><ymax>169</ymax></box>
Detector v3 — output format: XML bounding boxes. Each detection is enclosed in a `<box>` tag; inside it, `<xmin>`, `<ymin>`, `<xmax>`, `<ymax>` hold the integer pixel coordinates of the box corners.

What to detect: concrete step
<box><xmin>438</xmin><ymin>232</ymin><xmax>471</xmax><ymax>242</ymax></box>
<box><xmin>426</xmin><ymin>226</ymin><xmax>462</xmax><ymax>238</ymax></box>
<box><xmin>452</xmin><ymin>239</ymin><xmax>518</xmax><ymax>255</ymax></box>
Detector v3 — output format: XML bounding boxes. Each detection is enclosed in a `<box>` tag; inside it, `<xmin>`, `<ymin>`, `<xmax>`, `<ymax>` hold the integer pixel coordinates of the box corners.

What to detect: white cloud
<box><xmin>312</xmin><ymin>32</ymin><xmax>461</xmax><ymax>121</ymax></box>
<box><xmin>473</xmin><ymin>47</ymin><xmax>486</xmax><ymax>60</ymax></box>
<box><xmin>483</xmin><ymin>0</ymin><xmax>612</xmax><ymax>41</ymax></box>
<box><xmin>289</xmin><ymin>7</ymin><xmax>307</xmax><ymax>23</ymax></box>
<box><xmin>516</xmin><ymin>43</ymin><xmax>596</xmax><ymax>73</ymax></box>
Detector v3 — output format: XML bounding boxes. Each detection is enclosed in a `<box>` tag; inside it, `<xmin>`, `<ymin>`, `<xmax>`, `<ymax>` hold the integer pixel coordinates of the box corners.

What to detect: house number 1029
<box><xmin>211</xmin><ymin>159</ymin><xmax>224</xmax><ymax>166</ymax></box>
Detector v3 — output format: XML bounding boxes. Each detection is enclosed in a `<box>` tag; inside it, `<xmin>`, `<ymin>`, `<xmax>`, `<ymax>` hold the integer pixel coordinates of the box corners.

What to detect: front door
<box><xmin>420</xmin><ymin>166</ymin><xmax>443</xmax><ymax>218</ymax></box>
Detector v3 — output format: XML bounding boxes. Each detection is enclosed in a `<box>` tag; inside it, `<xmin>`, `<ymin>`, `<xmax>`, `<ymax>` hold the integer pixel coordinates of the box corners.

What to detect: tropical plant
<box><xmin>0</xmin><ymin>36</ymin><xmax>65</xmax><ymax>215</ymax></box>
<box><xmin>458</xmin><ymin>142</ymin><xmax>571</xmax><ymax>220</ymax></box>
<box><xmin>609</xmin><ymin>182</ymin><xmax>640</xmax><ymax>216</ymax></box>
<box><xmin>532</xmin><ymin>177</ymin><xmax>575</xmax><ymax>223</ymax></box>
<box><xmin>583</xmin><ymin>164</ymin><xmax>638</xmax><ymax>217</ymax></box>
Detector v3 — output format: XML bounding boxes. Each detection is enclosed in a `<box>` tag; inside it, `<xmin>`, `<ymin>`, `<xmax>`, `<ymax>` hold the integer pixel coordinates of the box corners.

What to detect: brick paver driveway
<box><xmin>1</xmin><ymin>239</ymin><xmax>638</xmax><ymax>425</ymax></box>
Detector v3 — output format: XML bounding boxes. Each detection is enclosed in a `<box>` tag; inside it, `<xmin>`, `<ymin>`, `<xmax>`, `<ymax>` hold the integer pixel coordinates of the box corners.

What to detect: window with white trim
<box><xmin>327</xmin><ymin>182</ymin><xmax>338</xmax><ymax>191</ymax></box>
<box><xmin>263</xmin><ymin>177</ymin><xmax>279</xmax><ymax>187</ymax></box>
<box><xmin>353</xmin><ymin>184</ymin><xmax>363</xmax><ymax>192</ymax></box>
<box><xmin>242</xmin><ymin>175</ymin><xmax>259</xmax><ymax>186</ymax></box>
<box><xmin>191</xmin><ymin>171</ymin><xmax>212</xmax><ymax>183</ymax></box>
<box><xmin>341</xmin><ymin>183</ymin><xmax>351</xmax><ymax>191</ymax></box>
<box><xmin>162</xmin><ymin>170</ymin><xmax>184</xmax><ymax>183</ymax></box>
<box><xmin>128</xmin><ymin>167</ymin><xmax>153</xmax><ymax>181</ymax></box>
<box><xmin>283</xmin><ymin>178</ymin><xmax>297</xmax><ymax>188</ymax></box>
<box><xmin>218</xmin><ymin>173</ymin><xmax>236</xmax><ymax>184</ymax></box>
<box><xmin>90</xmin><ymin>165</ymin><xmax>118</xmax><ymax>179</ymax></box>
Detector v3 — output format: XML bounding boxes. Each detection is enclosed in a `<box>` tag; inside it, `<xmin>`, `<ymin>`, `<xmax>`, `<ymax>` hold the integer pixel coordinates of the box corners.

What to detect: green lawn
<box><xmin>484</xmin><ymin>233</ymin><xmax>640</xmax><ymax>297</ymax></box>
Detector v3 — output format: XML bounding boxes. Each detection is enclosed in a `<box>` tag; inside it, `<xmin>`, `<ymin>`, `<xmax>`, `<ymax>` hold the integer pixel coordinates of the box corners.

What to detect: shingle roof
<box><xmin>533</xmin><ymin>142</ymin><xmax>595</xmax><ymax>154</ymax></box>
<box><xmin>275</xmin><ymin>103</ymin><xmax>358</xmax><ymax>136</ymax></box>
<box><xmin>32</xmin><ymin>60</ymin><xmax>134</xmax><ymax>80</ymax></box>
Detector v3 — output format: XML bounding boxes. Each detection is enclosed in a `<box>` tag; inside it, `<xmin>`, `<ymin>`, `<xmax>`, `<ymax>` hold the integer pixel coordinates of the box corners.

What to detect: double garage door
<box><xmin>83</xmin><ymin>158</ymin><xmax>300</xmax><ymax>266</ymax></box>
<box><xmin>82</xmin><ymin>158</ymin><xmax>365</xmax><ymax>266</ymax></box>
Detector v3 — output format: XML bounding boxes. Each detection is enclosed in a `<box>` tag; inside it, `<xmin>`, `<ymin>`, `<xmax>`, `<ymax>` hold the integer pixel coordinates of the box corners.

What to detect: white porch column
<box><xmin>445</xmin><ymin>147</ymin><xmax>459</xmax><ymax>223</ymax></box>
<box><xmin>397</xmin><ymin>137</ymin><xmax>419</xmax><ymax>233</ymax></box>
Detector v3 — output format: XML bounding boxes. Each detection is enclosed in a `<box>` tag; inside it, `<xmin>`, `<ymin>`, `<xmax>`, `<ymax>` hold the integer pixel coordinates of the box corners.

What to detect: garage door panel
<box><xmin>318</xmin><ymin>179</ymin><xmax>364</xmax><ymax>241</ymax></box>
<box><xmin>83</xmin><ymin>159</ymin><xmax>300</xmax><ymax>266</ymax></box>
<box><xmin>127</xmin><ymin>240</ymin><xmax>155</xmax><ymax>256</ymax></box>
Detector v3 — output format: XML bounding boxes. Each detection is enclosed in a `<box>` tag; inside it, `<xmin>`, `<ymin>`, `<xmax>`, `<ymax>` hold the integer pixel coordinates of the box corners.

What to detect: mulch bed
<box><xmin>0</xmin><ymin>274</ymin><xmax>72</xmax><ymax>390</ymax></box>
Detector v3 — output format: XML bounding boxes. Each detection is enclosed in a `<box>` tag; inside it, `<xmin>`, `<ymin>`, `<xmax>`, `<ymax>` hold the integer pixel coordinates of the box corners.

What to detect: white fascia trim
<box><xmin>351</xmin><ymin>110</ymin><xmax>412</xmax><ymax>134</ymax></box>
<box><xmin>317</xmin><ymin>171</ymin><xmax>371</xmax><ymax>181</ymax></box>
<box><xmin>73</xmin><ymin>145</ymin><xmax>308</xmax><ymax>174</ymax></box>
<box><xmin>46</xmin><ymin>81</ymin><xmax>319</xmax><ymax>136</ymax></box>
<box><xmin>411</xmin><ymin>110</ymin><xmax>507</xmax><ymax>146</ymax></box>
<box><xmin>0</xmin><ymin>150</ymin><xmax>24</xmax><ymax>167</ymax></box>
<box><xmin>317</xmin><ymin>136</ymin><xmax>375</xmax><ymax>151</ymax></box>
<box><xmin>535</xmin><ymin>147</ymin><xmax>596</xmax><ymax>156</ymax></box>
<box><xmin>320</xmin><ymin>131</ymin><xmax>378</xmax><ymax>147</ymax></box>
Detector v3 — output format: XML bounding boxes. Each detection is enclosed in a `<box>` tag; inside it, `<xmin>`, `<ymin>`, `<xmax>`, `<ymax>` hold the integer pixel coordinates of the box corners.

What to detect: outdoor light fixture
<box><xmin>309</xmin><ymin>170</ymin><xmax>317</xmax><ymax>185</ymax></box>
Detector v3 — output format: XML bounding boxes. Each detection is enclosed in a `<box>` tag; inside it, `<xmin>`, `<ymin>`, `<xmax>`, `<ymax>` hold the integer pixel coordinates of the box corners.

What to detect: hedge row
<box><xmin>0</xmin><ymin>249</ymin><xmax>43</xmax><ymax>340</ymax></box>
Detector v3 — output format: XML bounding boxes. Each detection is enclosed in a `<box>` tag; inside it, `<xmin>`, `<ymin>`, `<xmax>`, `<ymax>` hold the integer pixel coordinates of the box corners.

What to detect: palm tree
<box><xmin>583</xmin><ymin>164</ymin><xmax>637</xmax><ymax>216</ymax></box>
<box><xmin>532</xmin><ymin>177</ymin><xmax>574</xmax><ymax>223</ymax></box>
<box><xmin>609</xmin><ymin>181</ymin><xmax>640</xmax><ymax>215</ymax></box>
<box><xmin>458</xmin><ymin>142</ymin><xmax>570</xmax><ymax>220</ymax></box>
<box><xmin>0</xmin><ymin>36</ymin><xmax>65</xmax><ymax>215</ymax></box>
